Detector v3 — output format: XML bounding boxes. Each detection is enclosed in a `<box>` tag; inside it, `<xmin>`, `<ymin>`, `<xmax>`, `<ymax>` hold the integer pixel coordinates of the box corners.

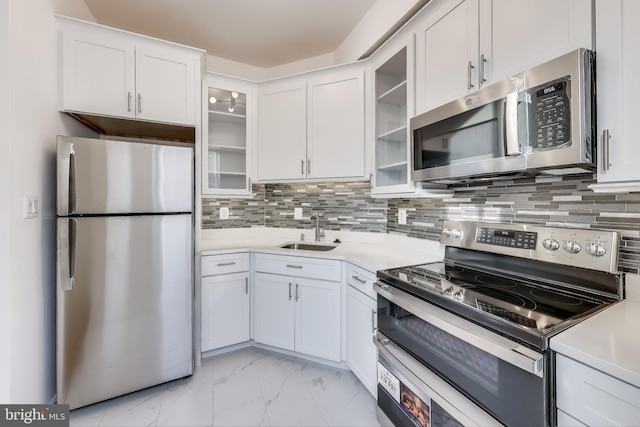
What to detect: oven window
<box><xmin>378</xmin><ymin>295</ymin><xmax>548</xmax><ymax>427</ymax></box>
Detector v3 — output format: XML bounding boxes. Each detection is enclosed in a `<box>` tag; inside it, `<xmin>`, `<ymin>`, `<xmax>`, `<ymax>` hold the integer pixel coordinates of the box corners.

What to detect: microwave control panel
<box><xmin>529</xmin><ymin>79</ymin><xmax>571</xmax><ymax>150</ymax></box>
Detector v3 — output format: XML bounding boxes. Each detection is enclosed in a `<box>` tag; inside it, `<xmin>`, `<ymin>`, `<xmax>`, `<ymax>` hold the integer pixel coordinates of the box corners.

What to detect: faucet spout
<box><xmin>314</xmin><ymin>214</ymin><xmax>325</xmax><ymax>242</ymax></box>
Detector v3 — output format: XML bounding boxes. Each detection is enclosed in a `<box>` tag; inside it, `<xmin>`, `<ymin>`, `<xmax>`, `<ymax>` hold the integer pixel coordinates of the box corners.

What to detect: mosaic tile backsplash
<box><xmin>202</xmin><ymin>173</ymin><xmax>640</xmax><ymax>274</ymax></box>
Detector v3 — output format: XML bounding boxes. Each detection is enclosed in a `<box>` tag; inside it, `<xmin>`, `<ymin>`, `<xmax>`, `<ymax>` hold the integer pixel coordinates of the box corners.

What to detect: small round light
<box><xmin>231</xmin><ymin>92</ymin><xmax>239</xmax><ymax>99</ymax></box>
<box><xmin>209</xmin><ymin>96</ymin><xmax>217</xmax><ymax>104</ymax></box>
<box><xmin>228</xmin><ymin>105</ymin><xmax>235</xmax><ymax>113</ymax></box>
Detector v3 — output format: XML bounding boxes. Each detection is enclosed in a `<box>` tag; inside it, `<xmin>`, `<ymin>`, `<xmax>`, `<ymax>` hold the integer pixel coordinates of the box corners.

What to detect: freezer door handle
<box><xmin>57</xmin><ymin>218</ymin><xmax>76</xmax><ymax>291</ymax></box>
<box><xmin>56</xmin><ymin>139</ymin><xmax>75</xmax><ymax>215</ymax></box>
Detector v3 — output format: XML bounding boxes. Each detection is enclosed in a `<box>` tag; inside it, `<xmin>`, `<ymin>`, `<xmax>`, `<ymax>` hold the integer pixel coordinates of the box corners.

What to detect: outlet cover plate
<box><xmin>219</xmin><ymin>207</ymin><xmax>229</xmax><ymax>220</ymax></box>
<box><xmin>398</xmin><ymin>209</ymin><xmax>407</xmax><ymax>225</ymax></box>
<box><xmin>294</xmin><ymin>207</ymin><xmax>303</xmax><ymax>220</ymax></box>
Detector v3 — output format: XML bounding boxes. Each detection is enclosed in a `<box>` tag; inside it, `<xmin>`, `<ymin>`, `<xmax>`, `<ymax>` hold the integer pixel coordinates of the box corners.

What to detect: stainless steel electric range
<box><xmin>375</xmin><ymin>220</ymin><xmax>623</xmax><ymax>427</ymax></box>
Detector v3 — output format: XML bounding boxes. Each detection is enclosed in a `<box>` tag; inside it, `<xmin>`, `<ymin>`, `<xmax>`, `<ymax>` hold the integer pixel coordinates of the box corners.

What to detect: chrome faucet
<box><xmin>314</xmin><ymin>214</ymin><xmax>325</xmax><ymax>241</ymax></box>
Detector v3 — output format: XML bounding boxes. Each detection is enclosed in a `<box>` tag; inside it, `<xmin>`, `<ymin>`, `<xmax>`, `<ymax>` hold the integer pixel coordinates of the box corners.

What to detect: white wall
<box><xmin>3</xmin><ymin>0</ymin><xmax>96</xmax><ymax>404</ymax></box>
<box><xmin>0</xmin><ymin>0</ymin><xmax>13</xmax><ymax>404</ymax></box>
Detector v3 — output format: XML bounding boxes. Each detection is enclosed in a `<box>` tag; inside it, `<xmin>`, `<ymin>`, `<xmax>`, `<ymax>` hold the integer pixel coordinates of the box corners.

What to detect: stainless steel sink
<box><xmin>279</xmin><ymin>242</ymin><xmax>337</xmax><ymax>251</ymax></box>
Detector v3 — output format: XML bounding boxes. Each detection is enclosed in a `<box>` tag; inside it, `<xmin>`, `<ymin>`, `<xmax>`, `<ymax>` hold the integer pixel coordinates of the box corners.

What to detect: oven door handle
<box><xmin>375</xmin><ymin>282</ymin><xmax>544</xmax><ymax>378</ymax></box>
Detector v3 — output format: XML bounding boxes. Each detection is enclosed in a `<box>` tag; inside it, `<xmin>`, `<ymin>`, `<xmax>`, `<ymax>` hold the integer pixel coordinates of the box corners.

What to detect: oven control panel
<box><xmin>476</xmin><ymin>228</ymin><xmax>537</xmax><ymax>249</ymax></box>
<box><xmin>440</xmin><ymin>220</ymin><xmax>621</xmax><ymax>273</ymax></box>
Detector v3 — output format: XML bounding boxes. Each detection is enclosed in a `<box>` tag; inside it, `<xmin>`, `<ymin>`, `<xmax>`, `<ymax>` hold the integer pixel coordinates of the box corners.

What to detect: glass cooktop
<box><xmin>377</xmin><ymin>260</ymin><xmax>615</xmax><ymax>349</ymax></box>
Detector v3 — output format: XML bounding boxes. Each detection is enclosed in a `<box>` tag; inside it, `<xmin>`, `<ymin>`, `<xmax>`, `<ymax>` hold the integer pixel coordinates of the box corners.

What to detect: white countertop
<box><xmin>200</xmin><ymin>227</ymin><xmax>444</xmax><ymax>274</ymax></box>
<box><xmin>550</xmin><ymin>297</ymin><xmax>640</xmax><ymax>389</ymax></box>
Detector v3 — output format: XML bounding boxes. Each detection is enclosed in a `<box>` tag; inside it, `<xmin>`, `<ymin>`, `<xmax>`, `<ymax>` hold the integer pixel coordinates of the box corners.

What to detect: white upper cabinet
<box><xmin>58</xmin><ymin>16</ymin><xmax>202</xmax><ymax>127</ymax></box>
<box><xmin>257</xmin><ymin>81</ymin><xmax>308</xmax><ymax>181</ymax></box>
<box><xmin>202</xmin><ymin>73</ymin><xmax>257</xmax><ymax>196</ymax></box>
<box><xmin>369</xmin><ymin>31</ymin><xmax>422</xmax><ymax>195</ymax></box>
<box><xmin>256</xmin><ymin>65</ymin><xmax>365</xmax><ymax>182</ymax></box>
<box><xmin>415</xmin><ymin>0</ymin><xmax>592</xmax><ymax>113</ymax></box>
<box><xmin>589</xmin><ymin>0</ymin><xmax>640</xmax><ymax>191</ymax></box>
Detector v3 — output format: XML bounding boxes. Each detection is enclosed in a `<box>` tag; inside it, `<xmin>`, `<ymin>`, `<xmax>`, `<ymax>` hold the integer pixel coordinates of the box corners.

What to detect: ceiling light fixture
<box><xmin>231</xmin><ymin>92</ymin><xmax>238</xmax><ymax>99</ymax></box>
<box><xmin>209</xmin><ymin>96</ymin><xmax>217</xmax><ymax>104</ymax></box>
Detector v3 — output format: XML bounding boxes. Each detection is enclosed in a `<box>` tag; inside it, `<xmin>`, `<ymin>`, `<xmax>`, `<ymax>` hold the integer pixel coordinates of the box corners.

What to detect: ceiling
<box><xmin>83</xmin><ymin>0</ymin><xmax>378</xmax><ymax>68</ymax></box>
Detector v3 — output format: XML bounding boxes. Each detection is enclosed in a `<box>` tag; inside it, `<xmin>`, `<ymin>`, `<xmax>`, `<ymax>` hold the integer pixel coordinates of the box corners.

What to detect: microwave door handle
<box><xmin>505</xmin><ymin>91</ymin><xmax>521</xmax><ymax>156</ymax></box>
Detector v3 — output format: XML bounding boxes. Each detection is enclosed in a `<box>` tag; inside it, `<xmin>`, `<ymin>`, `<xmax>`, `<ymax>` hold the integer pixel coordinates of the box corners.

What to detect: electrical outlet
<box><xmin>294</xmin><ymin>207</ymin><xmax>303</xmax><ymax>220</ymax></box>
<box><xmin>23</xmin><ymin>195</ymin><xmax>38</xmax><ymax>219</ymax></box>
<box><xmin>219</xmin><ymin>207</ymin><xmax>229</xmax><ymax>220</ymax></box>
<box><xmin>398</xmin><ymin>209</ymin><xmax>407</xmax><ymax>225</ymax></box>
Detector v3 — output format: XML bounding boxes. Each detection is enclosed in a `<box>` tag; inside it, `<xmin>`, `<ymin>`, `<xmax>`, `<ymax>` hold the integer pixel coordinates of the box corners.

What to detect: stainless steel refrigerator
<box><xmin>56</xmin><ymin>136</ymin><xmax>194</xmax><ymax>410</ymax></box>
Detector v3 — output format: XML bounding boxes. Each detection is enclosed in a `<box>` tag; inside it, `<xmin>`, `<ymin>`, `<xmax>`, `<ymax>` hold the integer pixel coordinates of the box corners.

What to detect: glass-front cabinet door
<box><xmin>202</xmin><ymin>73</ymin><xmax>256</xmax><ymax>196</ymax></box>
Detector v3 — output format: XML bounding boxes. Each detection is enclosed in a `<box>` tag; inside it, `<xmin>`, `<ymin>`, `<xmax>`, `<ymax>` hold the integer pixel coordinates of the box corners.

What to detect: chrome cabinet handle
<box><xmin>289</xmin><ymin>282</ymin><xmax>292</xmax><ymax>300</ymax></box>
<box><xmin>127</xmin><ymin>91</ymin><xmax>132</xmax><ymax>112</ymax></box>
<box><xmin>351</xmin><ymin>275</ymin><xmax>367</xmax><ymax>284</ymax></box>
<box><xmin>467</xmin><ymin>61</ymin><xmax>475</xmax><ymax>90</ymax></box>
<box><xmin>295</xmin><ymin>283</ymin><xmax>300</xmax><ymax>301</ymax></box>
<box><xmin>217</xmin><ymin>261</ymin><xmax>236</xmax><ymax>267</ymax></box>
<box><xmin>603</xmin><ymin>129</ymin><xmax>611</xmax><ymax>171</ymax></box>
<box><xmin>479</xmin><ymin>54</ymin><xmax>487</xmax><ymax>85</ymax></box>
<box><xmin>371</xmin><ymin>310</ymin><xmax>377</xmax><ymax>334</ymax></box>
<box><xmin>286</xmin><ymin>264</ymin><xmax>303</xmax><ymax>269</ymax></box>
<box><xmin>245</xmin><ymin>278</ymin><xmax>248</xmax><ymax>295</ymax></box>
<box><xmin>307</xmin><ymin>159</ymin><xmax>311</xmax><ymax>175</ymax></box>
<box><xmin>301</xmin><ymin>159</ymin><xmax>304</xmax><ymax>175</ymax></box>
<box><xmin>137</xmin><ymin>93</ymin><xmax>142</xmax><ymax>113</ymax></box>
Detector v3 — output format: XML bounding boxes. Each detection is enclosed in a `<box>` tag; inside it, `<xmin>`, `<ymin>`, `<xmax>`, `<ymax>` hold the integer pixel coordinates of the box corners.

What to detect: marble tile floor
<box><xmin>69</xmin><ymin>346</ymin><xmax>383</xmax><ymax>427</ymax></box>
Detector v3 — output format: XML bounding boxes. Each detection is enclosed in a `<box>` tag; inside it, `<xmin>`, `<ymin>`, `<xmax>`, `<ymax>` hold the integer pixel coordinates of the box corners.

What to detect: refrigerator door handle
<box><xmin>57</xmin><ymin>218</ymin><xmax>76</xmax><ymax>291</ymax></box>
<box><xmin>56</xmin><ymin>139</ymin><xmax>75</xmax><ymax>215</ymax></box>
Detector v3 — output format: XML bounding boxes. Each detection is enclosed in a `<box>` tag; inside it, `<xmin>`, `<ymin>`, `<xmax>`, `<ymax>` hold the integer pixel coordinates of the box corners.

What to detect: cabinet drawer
<box><xmin>556</xmin><ymin>354</ymin><xmax>640</xmax><ymax>426</ymax></box>
<box><xmin>346</xmin><ymin>263</ymin><xmax>377</xmax><ymax>300</ymax></box>
<box><xmin>202</xmin><ymin>253</ymin><xmax>250</xmax><ymax>276</ymax></box>
<box><xmin>254</xmin><ymin>253</ymin><xmax>341</xmax><ymax>282</ymax></box>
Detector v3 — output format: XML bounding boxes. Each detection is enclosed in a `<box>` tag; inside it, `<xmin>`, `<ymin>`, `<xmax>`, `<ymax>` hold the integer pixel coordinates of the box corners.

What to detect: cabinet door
<box><xmin>418</xmin><ymin>0</ymin><xmax>478</xmax><ymax>111</ymax></box>
<box><xmin>60</xmin><ymin>21</ymin><xmax>136</xmax><ymax>118</ymax></box>
<box><xmin>307</xmin><ymin>71</ymin><xmax>365</xmax><ymax>179</ymax></box>
<box><xmin>253</xmin><ymin>273</ymin><xmax>295</xmax><ymax>351</ymax></box>
<box><xmin>135</xmin><ymin>42</ymin><xmax>197</xmax><ymax>125</ymax></box>
<box><xmin>592</xmin><ymin>0</ymin><xmax>640</xmax><ymax>187</ymax></box>
<box><xmin>346</xmin><ymin>286</ymin><xmax>377</xmax><ymax>396</ymax></box>
<box><xmin>201</xmin><ymin>272</ymin><xmax>250</xmax><ymax>351</ymax></box>
<box><xmin>485</xmin><ymin>0</ymin><xmax>592</xmax><ymax>84</ymax></box>
<box><xmin>294</xmin><ymin>278</ymin><xmax>341</xmax><ymax>361</ymax></box>
<box><xmin>202</xmin><ymin>74</ymin><xmax>256</xmax><ymax>195</ymax></box>
<box><xmin>256</xmin><ymin>83</ymin><xmax>307</xmax><ymax>181</ymax></box>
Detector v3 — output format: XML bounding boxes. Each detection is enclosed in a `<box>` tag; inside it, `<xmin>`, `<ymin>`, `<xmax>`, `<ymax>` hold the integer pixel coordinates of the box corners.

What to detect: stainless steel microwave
<box><xmin>411</xmin><ymin>48</ymin><xmax>595</xmax><ymax>183</ymax></box>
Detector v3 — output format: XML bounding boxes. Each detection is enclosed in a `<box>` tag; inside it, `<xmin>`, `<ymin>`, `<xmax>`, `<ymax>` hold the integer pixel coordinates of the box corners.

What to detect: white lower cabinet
<box><xmin>346</xmin><ymin>285</ymin><xmax>377</xmax><ymax>396</ymax></box>
<box><xmin>201</xmin><ymin>253</ymin><xmax>250</xmax><ymax>352</ymax></box>
<box><xmin>253</xmin><ymin>254</ymin><xmax>341</xmax><ymax>362</ymax></box>
<box><xmin>556</xmin><ymin>353</ymin><xmax>640</xmax><ymax>426</ymax></box>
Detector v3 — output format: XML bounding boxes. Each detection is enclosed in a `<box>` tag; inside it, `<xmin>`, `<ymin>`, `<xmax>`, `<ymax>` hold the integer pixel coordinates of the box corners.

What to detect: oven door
<box><xmin>375</xmin><ymin>282</ymin><xmax>550</xmax><ymax>427</ymax></box>
<box><xmin>376</xmin><ymin>333</ymin><xmax>502</xmax><ymax>427</ymax></box>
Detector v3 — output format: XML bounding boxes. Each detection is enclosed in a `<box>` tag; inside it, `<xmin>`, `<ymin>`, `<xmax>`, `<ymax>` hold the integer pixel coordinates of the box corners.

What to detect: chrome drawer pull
<box><xmin>351</xmin><ymin>275</ymin><xmax>367</xmax><ymax>284</ymax></box>
<box><xmin>286</xmin><ymin>264</ymin><xmax>303</xmax><ymax>269</ymax></box>
<box><xmin>217</xmin><ymin>261</ymin><xmax>236</xmax><ymax>267</ymax></box>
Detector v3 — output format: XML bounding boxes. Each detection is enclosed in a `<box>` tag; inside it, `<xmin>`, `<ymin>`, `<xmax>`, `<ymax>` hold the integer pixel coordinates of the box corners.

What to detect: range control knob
<box><xmin>563</xmin><ymin>240</ymin><xmax>582</xmax><ymax>254</ymax></box>
<box><xmin>443</xmin><ymin>228</ymin><xmax>462</xmax><ymax>239</ymax></box>
<box><xmin>586</xmin><ymin>242</ymin><xmax>607</xmax><ymax>257</ymax></box>
<box><xmin>443</xmin><ymin>288</ymin><xmax>454</xmax><ymax>297</ymax></box>
<box><xmin>453</xmin><ymin>290</ymin><xmax>464</xmax><ymax>302</ymax></box>
<box><xmin>542</xmin><ymin>238</ymin><xmax>560</xmax><ymax>251</ymax></box>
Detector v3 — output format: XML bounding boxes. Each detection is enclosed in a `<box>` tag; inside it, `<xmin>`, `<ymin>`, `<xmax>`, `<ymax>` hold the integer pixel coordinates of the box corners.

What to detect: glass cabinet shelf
<box><xmin>377</xmin><ymin>81</ymin><xmax>407</xmax><ymax>106</ymax></box>
<box><xmin>203</xmin><ymin>80</ymin><xmax>252</xmax><ymax>194</ymax></box>
<box><xmin>377</xmin><ymin>125</ymin><xmax>407</xmax><ymax>142</ymax></box>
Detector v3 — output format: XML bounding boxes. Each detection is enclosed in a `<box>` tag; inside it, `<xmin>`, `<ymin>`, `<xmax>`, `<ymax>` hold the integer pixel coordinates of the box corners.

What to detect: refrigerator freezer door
<box><xmin>57</xmin><ymin>136</ymin><xmax>193</xmax><ymax>216</ymax></box>
<box><xmin>56</xmin><ymin>214</ymin><xmax>193</xmax><ymax>409</ymax></box>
